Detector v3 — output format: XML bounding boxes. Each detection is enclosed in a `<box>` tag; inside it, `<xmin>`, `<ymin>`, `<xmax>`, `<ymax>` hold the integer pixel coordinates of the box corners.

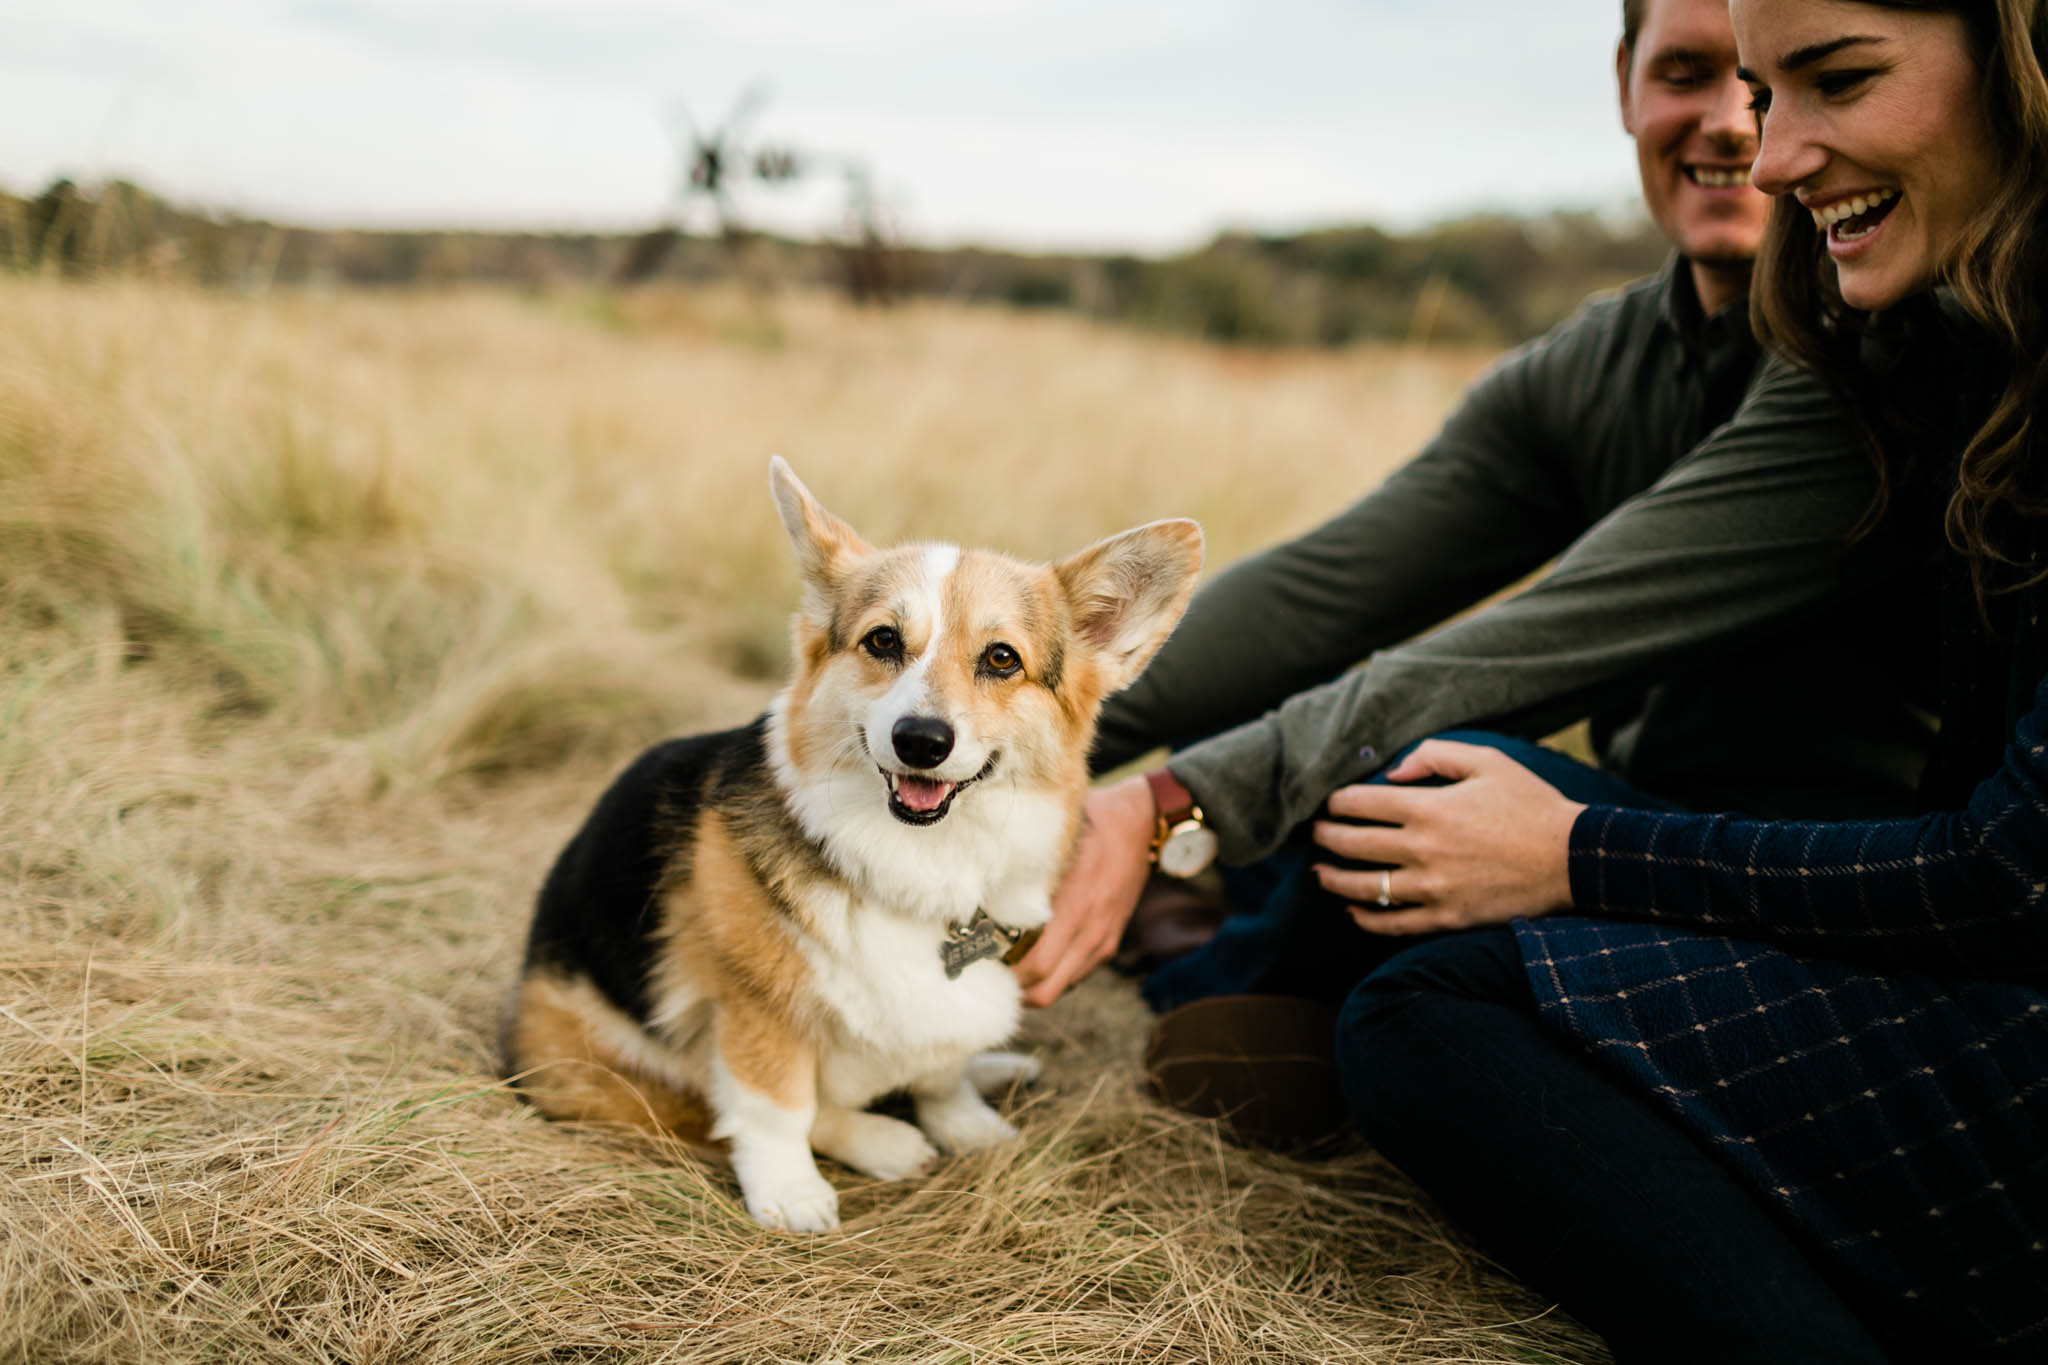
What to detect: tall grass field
<box><xmin>0</xmin><ymin>275</ymin><xmax>1605</xmax><ymax>1363</ymax></box>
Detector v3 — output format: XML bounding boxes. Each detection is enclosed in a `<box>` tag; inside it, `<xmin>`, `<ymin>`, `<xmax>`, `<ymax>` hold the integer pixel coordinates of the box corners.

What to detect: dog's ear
<box><xmin>770</xmin><ymin>456</ymin><xmax>872</xmax><ymax>587</ymax></box>
<box><xmin>1052</xmin><ymin>519</ymin><xmax>1203</xmax><ymax>693</ymax></box>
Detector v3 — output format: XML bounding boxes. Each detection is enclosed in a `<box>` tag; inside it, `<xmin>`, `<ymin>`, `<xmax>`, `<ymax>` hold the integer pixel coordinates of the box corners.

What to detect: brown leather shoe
<box><xmin>1143</xmin><ymin>994</ymin><xmax>1350</xmax><ymax>1155</ymax></box>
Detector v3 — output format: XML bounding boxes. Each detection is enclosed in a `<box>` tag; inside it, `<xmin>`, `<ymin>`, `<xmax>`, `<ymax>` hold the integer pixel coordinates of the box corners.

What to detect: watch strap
<box><xmin>1144</xmin><ymin>767</ymin><xmax>1198</xmax><ymax>827</ymax></box>
<box><xmin>1143</xmin><ymin>767</ymin><xmax>1202</xmax><ymax>864</ymax></box>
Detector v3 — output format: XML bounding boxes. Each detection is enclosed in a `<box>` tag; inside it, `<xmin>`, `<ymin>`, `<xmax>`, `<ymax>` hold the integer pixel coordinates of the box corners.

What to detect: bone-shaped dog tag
<box><xmin>940</xmin><ymin>912</ymin><xmax>1006</xmax><ymax>979</ymax></box>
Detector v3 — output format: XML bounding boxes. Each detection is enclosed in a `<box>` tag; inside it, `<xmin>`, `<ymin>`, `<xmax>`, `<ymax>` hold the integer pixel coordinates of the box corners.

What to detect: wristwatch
<box><xmin>1144</xmin><ymin>768</ymin><xmax>1220</xmax><ymax>879</ymax></box>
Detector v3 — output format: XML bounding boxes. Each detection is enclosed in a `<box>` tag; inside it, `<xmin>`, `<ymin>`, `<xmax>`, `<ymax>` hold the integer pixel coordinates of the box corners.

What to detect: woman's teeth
<box><xmin>1688</xmin><ymin>166</ymin><xmax>1751</xmax><ymax>188</ymax></box>
<box><xmin>1812</xmin><ymin>188</ymin><xmax>1900</xmax><ymax>236</ymax></box>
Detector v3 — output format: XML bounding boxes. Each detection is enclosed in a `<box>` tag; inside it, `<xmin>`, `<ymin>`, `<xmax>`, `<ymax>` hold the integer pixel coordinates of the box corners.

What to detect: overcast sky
<box><xmin>0</xmin><ymin>0</ymin><xmax>1641</xmax><ymax>253</ymax></box>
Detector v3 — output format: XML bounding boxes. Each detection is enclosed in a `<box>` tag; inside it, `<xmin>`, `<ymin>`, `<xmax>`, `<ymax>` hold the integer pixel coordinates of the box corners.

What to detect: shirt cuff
<box><xmin>1163</xmin><ymin>720</ymin><xmax>1287</xmax><ymax>867</ymax></box>
<box><xmin>1567</xmin><ymin>803</ymin><xmax>1671</xmax><ymax>918</ymax></box>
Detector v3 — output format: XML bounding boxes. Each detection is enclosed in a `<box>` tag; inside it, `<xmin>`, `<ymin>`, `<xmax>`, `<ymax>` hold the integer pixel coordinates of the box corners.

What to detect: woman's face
<box><xmin>1732</xmin><ymin>0</ymin><xmax>2003</xmax><ymax>310</ymax></box>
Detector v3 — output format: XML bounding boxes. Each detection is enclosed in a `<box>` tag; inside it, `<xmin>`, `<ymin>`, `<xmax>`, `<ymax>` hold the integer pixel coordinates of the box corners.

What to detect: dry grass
<box><xmin>0</xmin><ymin>275</ymin><xmax>1602</xmax><ymax>1363</ymax></box>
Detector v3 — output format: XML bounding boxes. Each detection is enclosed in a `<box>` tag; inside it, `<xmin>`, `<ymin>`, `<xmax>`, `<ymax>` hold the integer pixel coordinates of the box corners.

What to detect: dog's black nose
<box><xmin>891</xmin><ymin>715</ymin><xmax>955</xmax><ymax>770</ymax></box>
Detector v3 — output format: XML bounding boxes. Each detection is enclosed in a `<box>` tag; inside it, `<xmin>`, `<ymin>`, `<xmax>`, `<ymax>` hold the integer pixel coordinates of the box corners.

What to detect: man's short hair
<box><xmin>1622</xmin><ymin>0</ymin><xmax>1646</xmax><ymax>53</ymax></box>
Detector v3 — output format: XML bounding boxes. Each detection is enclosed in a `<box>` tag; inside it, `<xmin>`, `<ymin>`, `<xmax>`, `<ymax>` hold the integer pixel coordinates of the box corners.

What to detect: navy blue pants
<box><xmin>1147</xmin><ymin>732</ymin><xmax>1896</xmax><ymax>1363</ymax></box>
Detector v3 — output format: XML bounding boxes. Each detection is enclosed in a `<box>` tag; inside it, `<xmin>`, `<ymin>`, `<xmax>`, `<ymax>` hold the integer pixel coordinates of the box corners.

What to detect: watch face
<box><xmin>1158</xmin><ymin>824</ymin><xmax>1220</xmax><ymax>879</ymax></box>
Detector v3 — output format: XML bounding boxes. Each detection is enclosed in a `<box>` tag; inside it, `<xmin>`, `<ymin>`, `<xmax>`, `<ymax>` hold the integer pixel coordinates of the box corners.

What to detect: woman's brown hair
<box><xmin>1751</xmin><ymin>0</ymin><xmax>2048</xmax><ymax>595</ymax></box>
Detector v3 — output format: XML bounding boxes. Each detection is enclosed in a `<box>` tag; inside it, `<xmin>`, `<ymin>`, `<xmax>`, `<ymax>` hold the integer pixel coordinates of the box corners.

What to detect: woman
<box><xmin>1316</xmin><ymin>2</ymin><xmax>2048</xmax><ymax>1360</ymax></box>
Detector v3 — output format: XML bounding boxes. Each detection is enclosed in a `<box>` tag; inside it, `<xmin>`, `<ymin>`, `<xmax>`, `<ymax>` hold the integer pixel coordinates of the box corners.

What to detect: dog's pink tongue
<box><xmin>895</xmin><ymin>776</ymin><xmax>953</xmax><ymax>812</ymax></box>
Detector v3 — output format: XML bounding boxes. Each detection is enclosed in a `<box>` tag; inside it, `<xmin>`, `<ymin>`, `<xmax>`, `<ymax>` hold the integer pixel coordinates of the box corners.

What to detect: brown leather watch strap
<box><xmin>1144</xmin><ymin>767</ymin><xmax>1197</xmax><ymax>826</ymax></box>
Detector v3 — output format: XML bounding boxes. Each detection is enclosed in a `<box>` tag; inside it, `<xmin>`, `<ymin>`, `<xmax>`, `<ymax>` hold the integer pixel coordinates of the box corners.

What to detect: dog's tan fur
<box><xmin>504</xmin><ymin>971</ymin><xmax>716</xmax><ymax>1139</ymax></box>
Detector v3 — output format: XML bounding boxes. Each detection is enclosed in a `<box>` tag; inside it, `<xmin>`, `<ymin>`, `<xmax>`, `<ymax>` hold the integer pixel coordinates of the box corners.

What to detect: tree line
<box><xmin>2</xmin><ymin>178</ymin><xmax>1668</xmax><ymax>347</ymax></box>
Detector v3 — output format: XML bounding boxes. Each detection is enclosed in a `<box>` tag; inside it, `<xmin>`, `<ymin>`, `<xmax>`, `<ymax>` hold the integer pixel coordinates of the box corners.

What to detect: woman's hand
<box><xmin>1013</xmin><ymin>774</ymin><xmax>1156</xmax><ymax>1007</ymax></box>
<box><xmin>1312</xmin><ymin>740</ymin><xmax>1585</xmax><ymax>936</ymax></box>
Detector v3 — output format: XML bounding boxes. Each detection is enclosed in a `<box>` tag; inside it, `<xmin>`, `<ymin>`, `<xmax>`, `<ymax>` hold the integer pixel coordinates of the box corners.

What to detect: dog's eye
<box><xmin>980</xmin><ymin>643</ymin><xmax>1022</xmax><ymax>677</ymax></box>
<box><xmin>862</xmin><ymin>626</ymin><xmax>903</xmax><ymax>659</ymax></box>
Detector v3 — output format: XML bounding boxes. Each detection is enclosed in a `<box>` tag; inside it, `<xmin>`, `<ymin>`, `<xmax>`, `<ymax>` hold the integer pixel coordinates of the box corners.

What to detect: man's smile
<box><xmin>1684</xmin><ymin>163</ymin><xmax>1754</xmax><ymax>188</ymax></box>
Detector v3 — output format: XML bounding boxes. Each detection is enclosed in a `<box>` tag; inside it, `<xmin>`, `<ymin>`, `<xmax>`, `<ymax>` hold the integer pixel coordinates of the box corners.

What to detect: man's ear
<box><xmin>1052</xmin><ymin>519</ymin><xmax>1203</xmax><ymax>695</ymax></box>
<box><xmin>770</xmin><ymin>455</ymin><xmax>872</xmax><ymax>589</ymax></box>
<box><xmin>1617</xmin><ymin>38</ymin><xmax>1637</xmax><ymax>135</ymax></box>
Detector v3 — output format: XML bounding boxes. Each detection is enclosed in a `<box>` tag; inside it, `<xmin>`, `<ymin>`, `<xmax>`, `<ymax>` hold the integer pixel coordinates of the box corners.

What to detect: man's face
<box><xmin>1619</xmin><ymin>0</ymin><xmax>1772</xmax><ymax>271</ymax></box>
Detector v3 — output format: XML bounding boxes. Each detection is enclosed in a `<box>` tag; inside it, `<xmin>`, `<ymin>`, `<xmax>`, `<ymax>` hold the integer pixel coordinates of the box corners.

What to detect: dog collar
<box><xmin>940</xmin><ymin>909</ymin><xmax>1041</xmax><ymax>979</ymax></box>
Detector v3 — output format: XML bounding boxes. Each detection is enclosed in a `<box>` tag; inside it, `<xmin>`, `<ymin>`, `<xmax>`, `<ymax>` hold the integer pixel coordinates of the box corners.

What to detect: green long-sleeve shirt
<box><xmin>1093</xmin><ymin>257</ymin><xmax>1936</xmax><ymax>866</ymax></box>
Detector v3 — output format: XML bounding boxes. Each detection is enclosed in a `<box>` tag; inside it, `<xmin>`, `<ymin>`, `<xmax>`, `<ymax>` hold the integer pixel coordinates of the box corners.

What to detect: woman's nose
<box><xmin>1748</xmin><ymin>101</ymin><xmax>1828</xmax><ymax>197</ymax></box>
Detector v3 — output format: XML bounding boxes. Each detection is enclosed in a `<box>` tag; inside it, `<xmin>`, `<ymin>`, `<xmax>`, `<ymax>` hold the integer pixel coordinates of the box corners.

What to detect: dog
<box><xmin>503</xmin><ymin>458</ymin><xmax>1201</xmax><ymax>1232</ymax></box>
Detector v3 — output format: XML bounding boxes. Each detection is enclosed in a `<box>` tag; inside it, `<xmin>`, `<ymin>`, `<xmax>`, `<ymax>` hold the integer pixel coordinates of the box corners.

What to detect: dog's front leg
<box><xmin>911</xmin><ymin>1062</ymin><xmax>1020</xmax><ymax>1154</ymax></box>
<box><xmin>812</xmin><ymin>1105</ymin><xmax>938</xmax><ymax>1181</ymax></box>
<box><xmin>707</xmin><ymin>1002</ymin><xmax>838</xmax><ymax>1233</ymax></box>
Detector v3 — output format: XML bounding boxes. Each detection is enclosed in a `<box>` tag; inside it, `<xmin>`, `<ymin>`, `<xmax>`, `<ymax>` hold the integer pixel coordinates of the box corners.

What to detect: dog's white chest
<box><xmin>797</xmin><ymin>892</ymin><xmax>1031</xmax><ymax>1104</ymax></box>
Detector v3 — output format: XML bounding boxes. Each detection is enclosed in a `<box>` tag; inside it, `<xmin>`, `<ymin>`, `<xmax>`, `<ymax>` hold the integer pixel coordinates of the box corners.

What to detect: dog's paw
<box><xmin>816</xmin><ymin>1111</ymin><xmax>939</xmax><ymax>1182</ymax></box>
<box><xmin>917</xmin><ymin>1092</ymin><xmax>1019</xmax><ymax>1154</ymax></box>
<box><xmin>966</xmin><ymin>1050</ymin><xmax>1041</xmax><ymax>1096</ymax></box>
<box><xmin>744</xmin><ymin>1171</ymin><xmax>841</xmax><ymax>1234</ymax></box>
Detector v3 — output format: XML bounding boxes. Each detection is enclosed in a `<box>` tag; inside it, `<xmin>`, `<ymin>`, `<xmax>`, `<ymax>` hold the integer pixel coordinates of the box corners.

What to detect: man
<box><xmin>1013</xmin><ymin>0</ymin><xmax>1934</xmax><ymax>1009</ymax></box>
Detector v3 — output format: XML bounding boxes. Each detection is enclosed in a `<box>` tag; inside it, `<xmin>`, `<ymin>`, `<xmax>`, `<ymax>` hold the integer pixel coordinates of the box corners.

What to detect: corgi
<box><xmin>503</xmin><ymin>458</ymin><xmax>1201</xmax><ymax>1232</ymax></box>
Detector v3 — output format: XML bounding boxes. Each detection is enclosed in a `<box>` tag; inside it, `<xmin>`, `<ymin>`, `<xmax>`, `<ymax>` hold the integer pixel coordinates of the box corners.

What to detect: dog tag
<box><xmin>941</xmin><ymin>913</ymin><xmax>1007</xmax><ymax>979</ymax></box>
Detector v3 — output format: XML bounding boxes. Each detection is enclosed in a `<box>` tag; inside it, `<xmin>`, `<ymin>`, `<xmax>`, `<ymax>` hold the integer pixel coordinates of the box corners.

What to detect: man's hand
<box><xmin>1311</xmin><ymin>740</ymin><xmax>1584</xmax><ymax>936</ymax></box>
<box><xmin>1014</xmin><ymin>774</ymin><xmax>1157</xmax><ymax>1008</ymax></box>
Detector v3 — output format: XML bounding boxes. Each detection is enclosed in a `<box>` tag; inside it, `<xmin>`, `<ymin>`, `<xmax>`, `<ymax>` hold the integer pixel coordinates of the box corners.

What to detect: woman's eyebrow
<box><xmin>1779</xmin><ymin>34</ymin><xmax>1885</xmax><ymax>71</ymax></box>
